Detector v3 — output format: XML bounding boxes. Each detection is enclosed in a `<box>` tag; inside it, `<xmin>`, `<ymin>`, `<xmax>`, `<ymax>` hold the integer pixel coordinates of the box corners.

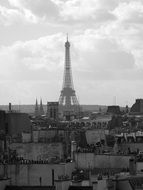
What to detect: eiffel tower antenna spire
<box><xmin>59</xmin><ymin>35</ymin><xmax>80</xmax><ymax>120</ymax></box>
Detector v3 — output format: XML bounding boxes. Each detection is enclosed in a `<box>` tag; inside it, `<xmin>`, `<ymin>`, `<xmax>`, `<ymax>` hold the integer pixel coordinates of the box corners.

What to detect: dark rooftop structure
<box><xmin>107</xmin><ymin>106</ymin><xmax>121</xmax><ymax>115</ymax></box>
<box><xmin>130</xmin><ymin>99</ymin><xmax>143</xmax><ymax>114</ymax></box>
<box><xmin>5</xmin><ymin>186</ymin><xmax>55</xmax><ymax>190</ymax></box>
<box><xmin>68</xmin><ymin>186</ymin><xmax>92</xmax><ymax>190</ymax></box>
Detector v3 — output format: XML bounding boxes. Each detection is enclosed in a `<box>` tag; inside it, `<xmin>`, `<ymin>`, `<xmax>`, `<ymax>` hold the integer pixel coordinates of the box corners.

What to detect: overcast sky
<box><xmin>0</xmin><ymin>0</ymin><xmax>143</xmax><ymax>106</ymax></box>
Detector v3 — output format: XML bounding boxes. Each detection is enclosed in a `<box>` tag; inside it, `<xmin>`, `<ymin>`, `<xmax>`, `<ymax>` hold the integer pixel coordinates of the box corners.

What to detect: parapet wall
<box><xmin>0</xmin><ymin>162</ymin><xmax>75</xmax><ymax>186</ymax></box>
<box><xmin>10</xmin><ymin>142</ymin><xmax>64</xmax><ymax>160</ymax></box>
<box><xmin>118</xmin><ymin>143</ymin><xmax>143</xmax><ymax>152</ymax></box>
<box><xmin>74</xmin><ymin>153</ymin><xmax>131</xmax><ymax>169</ymax></box>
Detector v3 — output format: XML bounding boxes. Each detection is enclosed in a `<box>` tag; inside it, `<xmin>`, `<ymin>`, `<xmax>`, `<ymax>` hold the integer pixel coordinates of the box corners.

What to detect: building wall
<box><xmin>6</xmin><ymin>113</ymin><xmax>31</xmax><ymax>136</ymax></box>
<box><xmin>0</xmin><ymin>162</ymin><xmax>75</xmax><ymax>186</ymax></box>
<box><xmin>85</xmin><ymin>129</ymin><xmax>107</xmax><ymax>144</ymax></box>
<box><xmin>0</xmin><ymin>110</ymin><xmax>6</xmax><ymax>132</ymax></box>
<box><xmin>22</xmin><ymin>132</ymin><xmax>31</xmax><ymax>143</ymax></box>
<box><xmin>74</xmin><ymin>153</ymin><xmax>131</xmax><ymax>169</ymax></box>
<box><xmin>32</xmin><ymin>129</ymin><xmax>65</xmax><ymax>143</ymax></box>
<box><xmin>10</xmin><ymin>142</ymin><xmax>64</xmax><ymax>160</ymax></box>
<box><xmin>38</xmin><ymin>130</ymin><xmax>57</xmax><ymax>140</ymax></box>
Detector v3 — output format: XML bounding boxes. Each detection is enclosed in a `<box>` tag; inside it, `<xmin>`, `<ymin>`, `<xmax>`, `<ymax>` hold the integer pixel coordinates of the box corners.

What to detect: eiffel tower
<box><xmin>59</xmin><ymin>36</ymin><xmax>80</xmax><ymax>120</ymax></box>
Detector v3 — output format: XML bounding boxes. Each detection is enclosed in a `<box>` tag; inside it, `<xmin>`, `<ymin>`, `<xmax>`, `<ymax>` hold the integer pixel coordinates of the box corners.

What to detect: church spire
<box><xmin>39</xmin><ymin>98</ymin><xmax>44</xmax><ymax>116</ymax></box>
<box><xmin>34</xmin><ymin>98</ymin><xmax>39</xmax><ymax>117</ymax></box>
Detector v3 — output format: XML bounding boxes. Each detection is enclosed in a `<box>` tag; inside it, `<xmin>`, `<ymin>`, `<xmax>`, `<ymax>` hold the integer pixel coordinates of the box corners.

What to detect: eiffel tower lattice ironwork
<box><xmin>59</xmin><ymin>36</ymin><xmax>80</xmax><ymax>118</ymax></box>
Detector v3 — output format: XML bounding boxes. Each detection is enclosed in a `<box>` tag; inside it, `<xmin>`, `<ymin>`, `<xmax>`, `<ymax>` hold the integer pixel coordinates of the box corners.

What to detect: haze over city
<box><xmin>0</xmin><ymin>0</ymin><xmax>143</xmax><ymax>106</ymax></box>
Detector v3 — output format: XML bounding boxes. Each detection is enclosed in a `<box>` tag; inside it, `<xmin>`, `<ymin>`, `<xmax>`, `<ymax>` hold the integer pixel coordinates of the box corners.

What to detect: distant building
<box><xmin>130</xmin><ymin>99</ymin><xmax>143</xmax><ymax>114</ymax></box>
<box><xmin>107</xmin><ymin>105</ymin><xmax>121</xmax><ymax>115</ymax></box>
<box><xmin>47</xmin><ymin>102</ymin><xmax>59</xmax><ymax>120</ymax></box>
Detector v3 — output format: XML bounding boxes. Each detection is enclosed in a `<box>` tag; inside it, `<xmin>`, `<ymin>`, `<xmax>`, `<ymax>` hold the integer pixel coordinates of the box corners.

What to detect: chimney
<box><xmin>129</xmin><ymin>157</ymin><xmax>136</xmax><ymax>175</ymax></box>
<box><xmin>71</xmin><ymin>141</ymin><xmax>77</xmax><ymax>160</ymax></box>
<box><xmin>9</xmin><ymin>103</ymin><xmax>12</xmax><ymax>112</ymax></box>
<box><xmin>52</xmin><ymin>169</ymin><xmax>55</xmax><ymax>186</ymax></box>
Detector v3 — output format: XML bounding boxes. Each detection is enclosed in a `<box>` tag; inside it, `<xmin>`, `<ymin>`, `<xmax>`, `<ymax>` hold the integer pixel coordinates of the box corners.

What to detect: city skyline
<box><xmin>0</xmin><ymin>0</ymin><xmax>143</xmax><ymax>106</ymax></box>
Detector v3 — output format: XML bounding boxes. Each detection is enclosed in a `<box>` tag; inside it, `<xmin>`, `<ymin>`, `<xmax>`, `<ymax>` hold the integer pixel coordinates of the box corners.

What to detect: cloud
<box><xmin>0</xmin><ymin>0</ymin><xmax>142</xmax><ymax>27</ymax></box>
<box><xmin>0</xmin><ymin>30</ymin><xmax>141</xmax><ymax>105</ymax></box>
<box><xmin>0</xmin><ymin>33</ymin><xmax>66</xmax><ymax>81</ymax></box>
<box><xmin>101</xmin><ymin>21</ymin><xmax>143</xmax><ymax>69</ymax></box>
<box><xmin>5</xmin><ymin>0</ymin><xmax>118</xmax><ymax>25</ymax></box>
<box><xmin>60</xmin><ymin>0</ymin><xmax>117</xmax><ymax>22</ymax></box>
<box><xmin>0</xmin><ymin>3</ymin><xmax>38</xmax><ymax>26</ymax></box>
<box><xmin>0</xmin><ymin>0</ymin><xmax>141</xmax><ymax>27</ymax></box>
<box><xmin>0</xmin><ymin>30</ymin><xmax>140</xmax><ymax>86</ymax></box>
<box><xmin>71</xmin><ymin>30</ymin><xmax>136</xmax><ymax>74</ymax></box>
<box><xmin>0</xmin><ymin>0</ymin><xmax>143</xmax><ymax>105</ymax></box>
<box><xmin>77</xmin><ymin>79</ymin><xmax>143</xmax><ymax>106</ymax></box>
<box><xmin>0</xmin><ymin>80</ymin><xmax>58</xmax><ymax>105</ymax></box>
<box><xmin>8</xmin><ymin>0</ymin><xmax>59</xmax><ymax>21</ymax></box>
<box><xmin>113</xmin><ymin>1</ymin><xmax>143</xmax><ymax>24</ymax></box>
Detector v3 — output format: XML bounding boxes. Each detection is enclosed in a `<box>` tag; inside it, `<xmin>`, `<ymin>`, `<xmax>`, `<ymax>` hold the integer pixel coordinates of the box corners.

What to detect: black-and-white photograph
<box><xmin>0</xmin><ymin>0</ymin><xmax>143</xmax><ymax>190</ymax></box>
